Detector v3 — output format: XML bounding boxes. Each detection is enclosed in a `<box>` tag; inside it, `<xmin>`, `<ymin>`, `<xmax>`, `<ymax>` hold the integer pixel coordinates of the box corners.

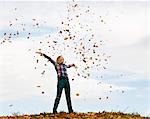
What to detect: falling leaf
<box><xmin>122</xmin><ymin>90</ymin><xmax>125</xmax><ymax>93</ymax></box>
<box><xmin>53</xmin><ymin>41</ymin><xmax>57</xmax><ymax>43</ymax></box>
<box><xmin>17</xmin><ymin>31</ymin><xmax>19</xmax><ymax>35</ymax></box>
<box><xmin>85</xmin><ymin>10</ymin><xmax>90</xmax><ymax>13</ymax></box>
<box><xmin>103</xmin><ymin>66</ymin><xmax>106</xmax><ymax>69</ymax></box>
<box><xmin>83</xmin><ymin>59</ymin><xmax>86</xmax><ymax>63</ymax></box>
<box><xmin>93</xmin><ymin>44</ymin><xmax>98</xmax><ymax>47</ymax></box>
<box><xmin>42</xmin><ymin>91</ymin><xmax>44</xmax><ymax>94</ymax></box>
<box><xmin>72</xmin><ymin>78</ymin><xmax>74</xmax><ymax>81</ymax></box>
<box><xmin>65</xmin><ymin>29</ymin><xmax>69</xmax><ymax>32</ymax></box>
<box><xmin>74</xmin><ymin>4</ymin><xmax>78</xmax><ymax>7</ymax></box>
<box><xmin>93</xmin><ymin>50</ymin><xmax>95</xmax><ymax>53</ymax></box>
<box><xmin>9</xmin><ymin>104</ymin><xmax>13</xmax><ymax>107</ymax></box>
<box><xmin>41</xmin><ymin>70</ymin><xmax>45</xmax><ymax>75</ymax></box>
<box><xmin>64</xmin><ymin>37</ymin><xmax>68</xmax><ymax>40</ymax></box>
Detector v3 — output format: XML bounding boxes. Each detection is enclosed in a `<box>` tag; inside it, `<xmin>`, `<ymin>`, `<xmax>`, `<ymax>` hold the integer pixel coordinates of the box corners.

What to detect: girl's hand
<box><xmin>72</xmin><ymin>64</ymin><xmax>77</xmax><ymax>69</ymax></box>
<box><xmin>36</xmin><ymin>52</ymin><xmax>43</xmax><ymax>56</ymax></box>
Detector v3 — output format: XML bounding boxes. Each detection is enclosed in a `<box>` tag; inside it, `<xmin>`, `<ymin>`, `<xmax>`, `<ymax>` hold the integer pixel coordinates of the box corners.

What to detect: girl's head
<box><xmin>56</xmin><ymin>56</ymin><xmax>64</xmax><ymax>64</ymax></box>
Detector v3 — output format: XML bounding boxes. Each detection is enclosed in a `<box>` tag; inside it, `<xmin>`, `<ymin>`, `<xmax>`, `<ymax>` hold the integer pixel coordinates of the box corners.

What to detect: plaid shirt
<box><xmin>43</xmin><ymin>54</ymin><xmax>74</xmax><ymax>78</ymax></box>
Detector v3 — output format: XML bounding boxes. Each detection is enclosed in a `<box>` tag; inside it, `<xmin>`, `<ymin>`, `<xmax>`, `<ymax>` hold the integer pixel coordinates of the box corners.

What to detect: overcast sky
<box><xmin>0</xmin><ymin>0</ymin><xmax>150</xmax><ymax>116</ymax></box>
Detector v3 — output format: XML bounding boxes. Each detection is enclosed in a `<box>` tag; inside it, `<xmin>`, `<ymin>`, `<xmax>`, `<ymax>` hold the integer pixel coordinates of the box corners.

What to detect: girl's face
<box><xmin>57</xmin><ymin>56</ymin><xmax>64</xmax><ymax>64</ymax></box>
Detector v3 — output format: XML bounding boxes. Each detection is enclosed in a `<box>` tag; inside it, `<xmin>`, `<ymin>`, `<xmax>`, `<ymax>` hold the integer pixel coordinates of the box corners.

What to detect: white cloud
<box><xmin>0</xmin><ymin>38</ymin><xmax>133</xmax><ymax>102</ymax></box>
<box><xmin>0</xmin><ymin>1</ymin><xmax>149</xmax><ymax>115</ymax></box>
<box><xmin>0</xmin><ymin>1</ymin><xmax>69</xmax><ymax>29</ymax></box>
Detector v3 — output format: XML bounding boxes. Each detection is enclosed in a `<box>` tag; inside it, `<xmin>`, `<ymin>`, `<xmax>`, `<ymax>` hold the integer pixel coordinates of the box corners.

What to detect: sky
<box><xmin>0</xmin><ymin>0</ymin><xmax>150</xmax><ymax>117</ymax></box>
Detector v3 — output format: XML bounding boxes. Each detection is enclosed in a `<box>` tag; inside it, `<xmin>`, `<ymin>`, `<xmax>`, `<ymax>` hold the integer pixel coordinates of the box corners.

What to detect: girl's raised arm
<box><xmin>66</xmin><ymin>64</ymin><xmax>76</xmax><ymax>68</ymax></box>
<box><xmin>36</xmin><ymin>52</ymin><xmax>56</xmax><ymax>65</ymax></box>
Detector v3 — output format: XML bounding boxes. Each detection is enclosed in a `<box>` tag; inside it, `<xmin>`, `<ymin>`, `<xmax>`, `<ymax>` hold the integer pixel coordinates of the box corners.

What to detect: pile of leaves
<box><xmin>0</xmin><ymin>112</ymin><xmax>148</xmax><ymax>119</ymax></box>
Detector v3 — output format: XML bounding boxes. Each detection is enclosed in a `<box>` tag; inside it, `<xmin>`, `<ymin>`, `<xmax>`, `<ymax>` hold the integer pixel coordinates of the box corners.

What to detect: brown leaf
<box><xmin>42</xmin><ymin>91</ymin><xmax>44</xmax><ymax>94</ymax></box>
<box><xmin>53</xmin><ymin>41</ymin><xmax>57</xmax><ymax>43</ymax></box>
<box><xmin>64</xmin><ymin>37</ymin><xmax>68</xmax><ymax>40</ymax></box>
<box><xmin>41</xmin><ymin>70</ymin><xmax>45</xmax><ymax>75</ymax></box>
<box><xmin>9</xmin><ymin>104</ymin><xmax>13</xmax><ymax>107</ymax></box>
<box><xmin>72</xmin><ymin>78</ymin><xmax>74</xmax><ymax>81</ymax></box>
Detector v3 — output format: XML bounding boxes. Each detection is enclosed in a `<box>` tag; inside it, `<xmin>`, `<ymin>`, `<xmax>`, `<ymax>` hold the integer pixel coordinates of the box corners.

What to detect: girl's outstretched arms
<box><xmin>36</xmin><ymin>52</ymin><xmax>56</xmax><ymax>65</ymax></box>
<box><xmin>67</xmin><ymin>64</ymin><xmax>77</xmax><ymax>68</ymax></box>
<box><xmin>36</xmin><ymin>52</ymin><xmax>43</xmax><ymax>56</ymax></box>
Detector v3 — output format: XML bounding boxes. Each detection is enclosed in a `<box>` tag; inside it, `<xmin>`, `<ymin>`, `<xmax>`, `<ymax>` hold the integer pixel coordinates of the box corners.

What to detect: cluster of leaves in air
<box><xmin>36</xmin><ymin>3</ymin><xmax>111</xmax><ymax>79</ymax></box>
<box><xmin>1</xmin><ymin>2</ymin><xmax>126</xmax><ymax>100</ymax></box>
<box><xmin>0</xmin><ymin>3</ymin><xmax>110</xmax><ymax>79</ymax></box>
<box><xmin>0</xmin><ymin>8</ymin><xmax>43</xmax><ymax>44</ymax></box>
<box><xmin>33</xmin><ymin>2</ymin><xmax>113</xmax><ymax>97</ymax></box>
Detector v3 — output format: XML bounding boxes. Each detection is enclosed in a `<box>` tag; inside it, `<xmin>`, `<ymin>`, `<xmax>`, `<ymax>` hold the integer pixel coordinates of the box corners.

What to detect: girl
<box><xmin>36</xmin><ymin>52</ymin><xmax>75</xmax><ymax>113</ymax></box>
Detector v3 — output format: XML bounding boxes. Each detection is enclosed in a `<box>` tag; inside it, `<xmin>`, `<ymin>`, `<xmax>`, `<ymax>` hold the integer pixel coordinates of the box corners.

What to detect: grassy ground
<box><xmin>0</xmin><ymin>112</ymin><xmax>149</xmax><ymax>119</ymax></box>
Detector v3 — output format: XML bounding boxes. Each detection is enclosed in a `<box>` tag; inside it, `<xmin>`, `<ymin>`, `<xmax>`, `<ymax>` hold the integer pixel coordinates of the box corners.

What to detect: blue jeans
<box><xmin>53</xmin><ymin>77</ymin><xmax>73</xmax><ymax>113</ymax></box>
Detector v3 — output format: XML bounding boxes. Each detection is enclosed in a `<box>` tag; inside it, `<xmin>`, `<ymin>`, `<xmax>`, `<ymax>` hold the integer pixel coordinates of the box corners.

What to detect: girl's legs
<box><xmin>64</xmin><ymin>79</ymin><xmax>73</xmax><ymax>113</ymax></box>
<box><xmin>53</xmin><ymin>78</ymin><xmax>73</xmax><ymax>113</ymax></box>
<box><xmin>53</xmin><ymin>79</ymin><xmax>64</xmax><ymax>113</ymax></box>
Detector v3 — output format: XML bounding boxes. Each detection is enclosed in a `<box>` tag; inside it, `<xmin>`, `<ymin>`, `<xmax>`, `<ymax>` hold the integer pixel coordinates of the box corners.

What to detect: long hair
<box><xmin>56</xmin><ymin>56</ymin><xmax>64</xmax><ymax>64</ymax></box>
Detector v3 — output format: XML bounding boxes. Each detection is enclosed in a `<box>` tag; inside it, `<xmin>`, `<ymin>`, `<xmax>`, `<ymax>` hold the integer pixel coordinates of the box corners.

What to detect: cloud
<box><xmin>122</xmin><ymin>36</ymin><xmax>150</xmax><ymax>49</ymax></box>
<box><xmin>0</xmin><ymin>1</ymin><xmax>68</xmax><ymax>28</ymax></box>
<box><xmin>0</xmin><ymin>24</ymin><xmax>57</xmax><ymax>38</ymax></box>
<box><xmin>0</xmin><ymin>38</ymin><xmax>133</xmax><ymax>103</ymax></box>
<box><xmin>0</xmin><ymin>1</ymin><xmax>149</xmax><ymax>116</ymax></box>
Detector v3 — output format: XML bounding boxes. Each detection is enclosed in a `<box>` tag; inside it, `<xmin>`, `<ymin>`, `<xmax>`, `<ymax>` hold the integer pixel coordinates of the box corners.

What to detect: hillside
<box><xmin>0</xmin><ymin>112</ymin><xmax>149</xmax><ymax>119</ymax></box>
